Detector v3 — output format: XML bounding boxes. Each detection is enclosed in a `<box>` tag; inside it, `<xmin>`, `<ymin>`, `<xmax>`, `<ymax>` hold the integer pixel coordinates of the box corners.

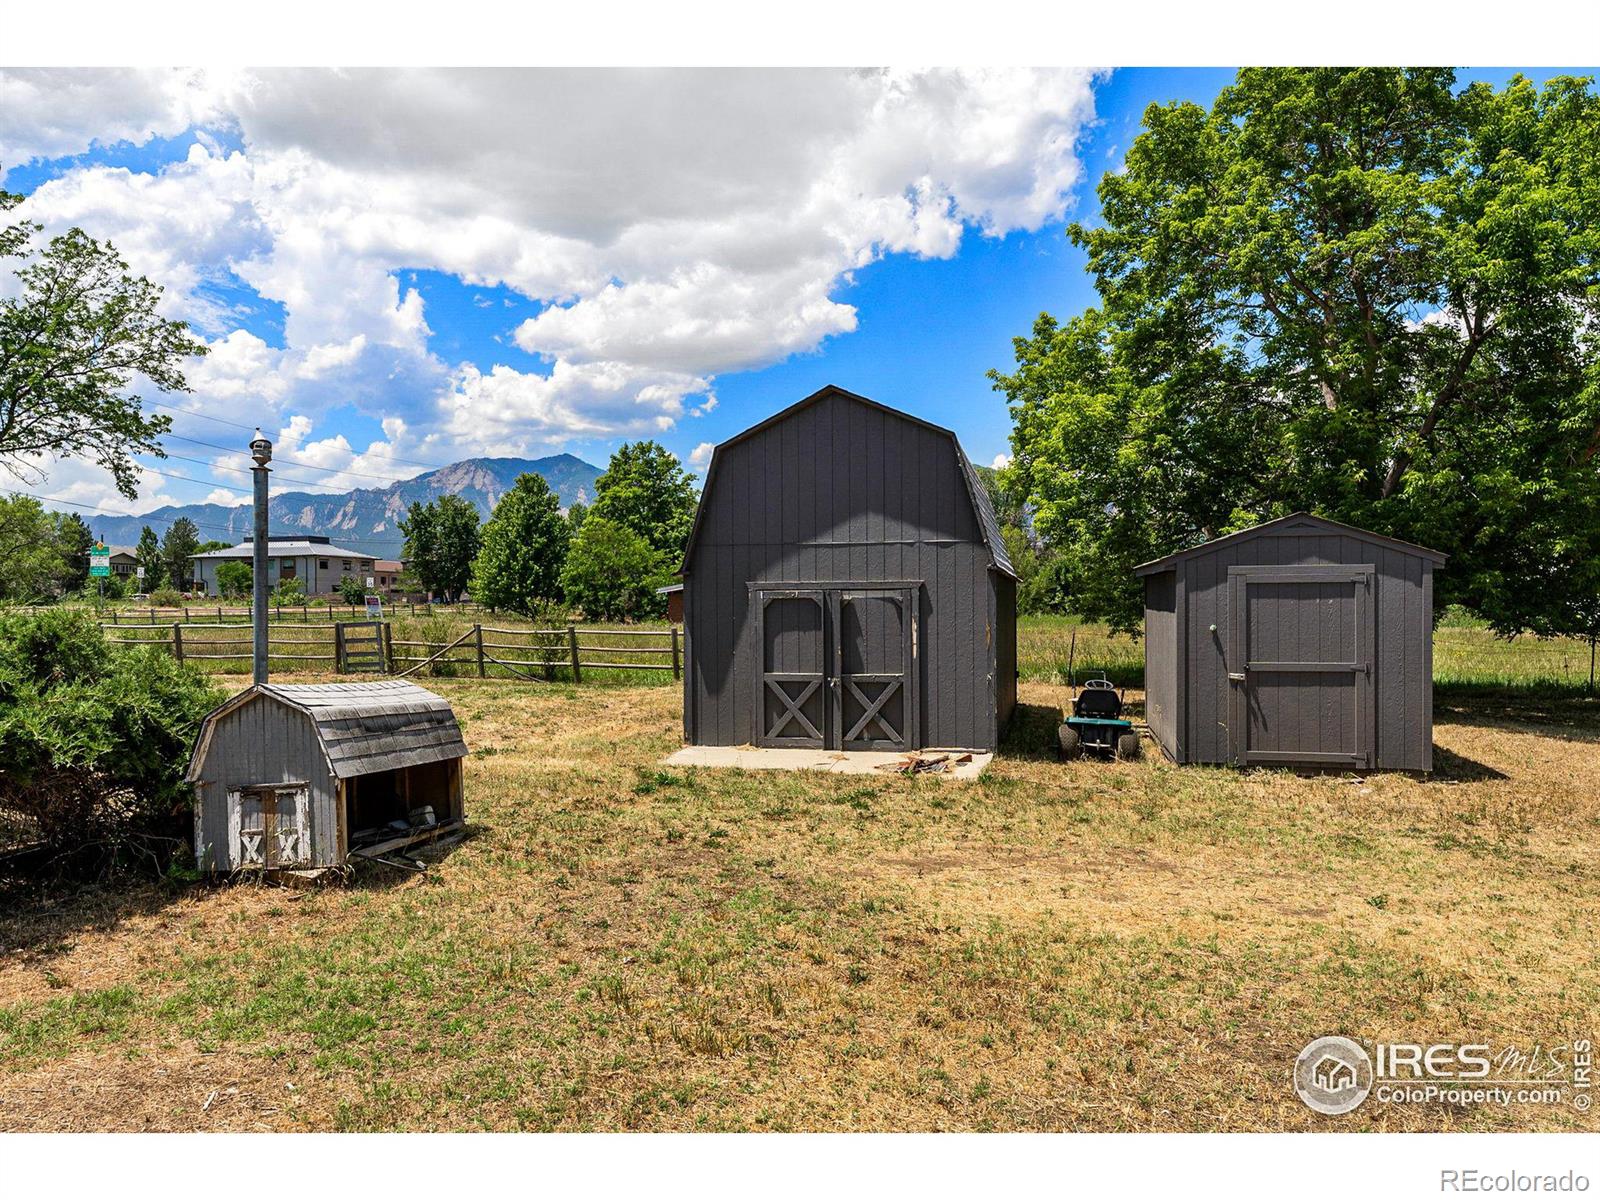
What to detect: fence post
<box><xmin>173</xmin><ymin>622</ymin><xmax>184</xmax><ymax>664</ymax></box>
<box><xmin>383</xmin><ymin>622</ymin><xmax>394</xmax><ymax>674</ymax></box>
<box><xmin>334</xmin><ymin>623</ymin><xmax>347</xmax><ymax>674</ymax></box>
<box><xmin>475</xmin><ymin>623</ymin><xmax>486</xmax><ymax>677</ymax></box>
<box><xmin>112</xmin><ymin>609</ymin><xmax>119</xmax><ymax>625</ymax></box>
<box><xmin>671</xmin><ymin>626</ymin><xmax>680</xmax><ymax>680</ymax></box>
<box><xmin>568</xmin><ymin>625</ymin><xmax>582</xmax><ymax>683</ymax></box>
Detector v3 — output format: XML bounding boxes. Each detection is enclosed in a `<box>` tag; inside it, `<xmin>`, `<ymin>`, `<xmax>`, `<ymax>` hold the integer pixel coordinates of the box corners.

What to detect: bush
<box><xmin>0</xmin><ymin>610</ymin><xmax>223</xmax><ymax>869</ymax></box>
<box><xmin>149</xmin><ymin>586</ymin><xmax>183</xmax><ymax>607</ymax></box>
<box><xmin>214</xmin><ymin>560</ymin><xmax>251</xmax><ymax>599</ymax></box>
<box><xmin>271</xmin><ymin>575</ymin><xmax>306</xmax><ymax>605</ymax></box>
<box><xmin>336</xmin><ymin>575</ymin><xmax>367</xmax><ymax>606</ymax></box>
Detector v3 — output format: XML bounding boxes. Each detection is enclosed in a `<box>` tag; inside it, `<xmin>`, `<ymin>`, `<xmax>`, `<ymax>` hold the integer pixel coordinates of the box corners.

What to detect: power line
<box><xmin>151</xmin><ymin>448</ymin><xmax>379</xmax><ymax>494</ymax></box>
<box><xmin>160</xmin><ymin>431</ymin><xmax>432</xmax><ymax>488</ymax></box>
<box><xmin>150</xmin><ymin>399</ymin><xmax>463</xmax><ymax>474</ymax></box>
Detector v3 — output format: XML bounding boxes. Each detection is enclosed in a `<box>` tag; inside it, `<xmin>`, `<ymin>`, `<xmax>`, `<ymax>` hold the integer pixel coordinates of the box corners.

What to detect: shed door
<box><xmin>832</xmin><ymin>589</ymin><xmax>916</xmax><ymax>751</ymax></box>
<box><xmin>228</xmin><ymin>785</ymin><xmax>312</xmax><ymax>869</ymax></box>
<box><xmin>755</xmin><ymin>590</ymin><xmax>827</xmax><ymax>748</ymax></box>
<box><xmin>1228</xmin><ymin>567</ymin><xmax>1373</xmax><ymax>767</ymax></box>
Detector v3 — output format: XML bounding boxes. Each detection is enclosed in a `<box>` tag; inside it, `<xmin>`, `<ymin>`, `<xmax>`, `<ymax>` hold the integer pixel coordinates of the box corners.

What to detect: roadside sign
<box><xmin>365</xmin><ymin>594</ymin><xmax>383</xmax><ymax>619</ymax></box>
<box><xmin>89</xmin><ymin>542</ymin><xmax>111</xmax><ymax>578</ymax></box>
<box><xmin>136</xmin><ymin>566</ymin><xmax>145</xmax><ymax>580</ymax></box>
<box><xmin>366</xmin><ymin>576</ymin><xmax>375</xmax><ymax>588</ymax></box>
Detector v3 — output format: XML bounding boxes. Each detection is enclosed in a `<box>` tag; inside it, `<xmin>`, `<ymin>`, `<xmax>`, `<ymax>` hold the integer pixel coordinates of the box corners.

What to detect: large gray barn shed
<box><xmin>1136</xmin><ymin>513</ymin><xmax>1445</xmax><ymax>771</ymax></box>
<box><xmin>186</xmin><ymin>680</ymin><xmax>467</xmax><ymax>873</ymax></box>
<box><xmin>680</xmin><ymin>385</ymin><xmax>1017</xmax><ymax>752</ymax></box>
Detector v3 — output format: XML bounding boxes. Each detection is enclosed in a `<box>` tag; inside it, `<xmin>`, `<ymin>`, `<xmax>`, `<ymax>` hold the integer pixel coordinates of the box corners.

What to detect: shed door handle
<box><xmin>1227</xmin><ymin>672</ymin><xmax>1246</xmax><ymax>682</ymax></box>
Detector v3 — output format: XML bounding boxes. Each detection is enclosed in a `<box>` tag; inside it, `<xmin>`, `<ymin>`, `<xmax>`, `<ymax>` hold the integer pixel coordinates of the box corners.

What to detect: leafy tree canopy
<box><xmin>135</xmin><ymin>525</ymin><xmax>164</xmax><ymax>588</ymax></box>
<box><xmin>590</xmin><ymin>441</ymin><xmax>698</xmax><ymax>559</ymax></box>
<box><xmin>0</xmin><ymin>192</ymin><xmax>207</xmax><ymax>498</ymax></box>
<box><xmin>400</xmin><ymin>493</ymin><xmax>480</xmax><ymax>602</ymax></box>
<box><xmin>560</xmin><ymin>516</ymin><xmax>671</xmax><ymax>621</ymax></box>
<box><xmin>472</xmin><ymin>472</ymin><xmax>570</xmax><ymax>616</ymax></box>
<box><xmin>995</xmin><ymin>69</ymin><xmax>1600</xmax><ymax>634</ymax></box>
<box><xmin>214</xmin><ymin>560</ymin><xmax>251</xmax><ymax>599</ymax></box>
<box><xmin>0</xmin><ymin>493</ymin><xmax>67</xmax><ymax>600</ymax></box>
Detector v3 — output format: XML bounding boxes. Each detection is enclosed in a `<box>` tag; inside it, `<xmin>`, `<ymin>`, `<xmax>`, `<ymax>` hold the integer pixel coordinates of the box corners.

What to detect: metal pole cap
<box><xmin>249</xmin><ymin>429</ymin><xmax>273</xmax><ymax>465</ymax></box>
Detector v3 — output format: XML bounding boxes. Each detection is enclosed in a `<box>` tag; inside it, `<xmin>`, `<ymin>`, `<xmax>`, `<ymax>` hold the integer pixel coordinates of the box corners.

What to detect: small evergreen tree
<box><xmin>135</xmin><ymin>525</ymin><xmax>163</xmax><ymax>591</ymax></box>
<box><xmin>160</xmin><ymin>517</ymin><xmax>200</xmax><ymax>591</ymax></box>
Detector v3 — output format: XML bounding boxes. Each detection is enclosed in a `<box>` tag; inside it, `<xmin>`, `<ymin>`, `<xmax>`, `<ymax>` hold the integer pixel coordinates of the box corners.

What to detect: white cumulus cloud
<box><xmin>2</xmin><ymin>67</ymin><xmax>1099</xmax><ymax>486</ymax></box>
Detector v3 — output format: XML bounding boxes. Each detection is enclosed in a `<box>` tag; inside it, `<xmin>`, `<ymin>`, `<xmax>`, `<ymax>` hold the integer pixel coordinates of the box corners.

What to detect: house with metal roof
<box><xmin>189</xmin><ymin>534</ymin><xmax>377</xmax><ymax>597</ymax></box>
<box><xmin>185</xmin><ymin>679</ymin><xmax>467</xmax><ymax>873</ymax></box>
<box><xmin>679</xmin><ymin>384</ymin><xmax>1017</xmax><ymax>753</ymax></box>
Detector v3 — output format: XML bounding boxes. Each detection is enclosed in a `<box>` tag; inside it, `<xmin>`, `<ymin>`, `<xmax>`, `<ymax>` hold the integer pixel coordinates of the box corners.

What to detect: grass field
<box><xmin>0</xmin><ymin>620</ymin><xmax>1596</xmax><ymax>1132</ymax></box>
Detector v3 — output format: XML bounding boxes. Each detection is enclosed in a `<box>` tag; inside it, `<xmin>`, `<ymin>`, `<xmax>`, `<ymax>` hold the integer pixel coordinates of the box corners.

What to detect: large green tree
<box><xmin>560</xmin><ymin>517</ymin><xmax>671</xmax><ymax>621</ymax></box>
<box><xmin>0</xmin><ymin>192</ymin><xmax>207</xmax><ymax>498</ymax></box>
<box><xmin>159</xmin><ymin>517</ymin><xmax>200</xmax><ymax>591</ymax></box>
<box><xmin>590</xmin><ymin>441</ymin><xmax>698</xmax><ymax>558</ymax></box>
<box><xmin>399</xmin><ymin>493</ymin><xmax>481</xmax><ymax>602</ymax></box>
<box><xmin>0</xmin><ymin>493</ymin><xmax>67</xmax><ymax>600</ymax></box>
<box><xmin>995</xmin><ymin>69</ymin><xmax>1600</xmax><ymax>633</ymax></box>
<box><xmin>471</xmin><ymin>473</ymin><xmax>570</xmax><ymax>616</ymax></box>
<box><xmin>54</xmin><ymin>512</ymin><xmax>95</xmax><ymax>594</ymax></box>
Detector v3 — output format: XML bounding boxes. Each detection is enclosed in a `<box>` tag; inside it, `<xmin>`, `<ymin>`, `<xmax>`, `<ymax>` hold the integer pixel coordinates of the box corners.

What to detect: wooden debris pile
<box><xmin>875</xmin><ymin>750</ymin><xmax>974</xmax><ymax>775</ymax></box>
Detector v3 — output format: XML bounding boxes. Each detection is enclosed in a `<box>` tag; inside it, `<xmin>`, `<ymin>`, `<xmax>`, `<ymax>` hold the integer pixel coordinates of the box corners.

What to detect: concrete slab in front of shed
<box><xmin>664</xmin><ymin>746</ymin><xmax>991</xmax><ymax>780</ymax></box>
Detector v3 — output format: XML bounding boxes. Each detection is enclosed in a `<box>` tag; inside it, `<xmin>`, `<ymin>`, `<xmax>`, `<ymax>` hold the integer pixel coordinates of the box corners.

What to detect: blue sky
<box><xmin>0</xmin><ymin>67</ymin><xmax>1586</xmax><ymax>519</ymax></box>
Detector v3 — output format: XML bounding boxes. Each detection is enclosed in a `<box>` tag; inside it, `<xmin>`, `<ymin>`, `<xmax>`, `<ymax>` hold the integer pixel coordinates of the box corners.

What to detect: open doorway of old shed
<box><xmin>663</xmin><ymin>746</ymin><xmax>991</xmax><ymax>779</ymax></box>
<box><xmin>344</xmin><ymin>758</ymin><xmax>463</xmax><ymax>849</ymax></box>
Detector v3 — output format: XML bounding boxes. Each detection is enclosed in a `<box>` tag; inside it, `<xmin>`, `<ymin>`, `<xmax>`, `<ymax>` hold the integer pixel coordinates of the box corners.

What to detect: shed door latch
<box><xmin>1227</xmin><ymin>672</ymin><xmax>1246</xmax><ymax>682</ymax></box>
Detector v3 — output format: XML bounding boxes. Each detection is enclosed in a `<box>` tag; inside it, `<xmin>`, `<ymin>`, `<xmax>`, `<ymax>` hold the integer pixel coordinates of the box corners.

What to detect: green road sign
<box><xmin>89</xmin><ymin>543</ymin><xmax>111</xmax><ymax>578</ymax></box>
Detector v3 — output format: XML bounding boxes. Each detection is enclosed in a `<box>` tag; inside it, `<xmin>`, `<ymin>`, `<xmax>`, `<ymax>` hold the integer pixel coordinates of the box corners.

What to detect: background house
<box><xmin>189</xmin><ymin>534</ymin><xmax>376</xmax><ymax>597</ymax></box>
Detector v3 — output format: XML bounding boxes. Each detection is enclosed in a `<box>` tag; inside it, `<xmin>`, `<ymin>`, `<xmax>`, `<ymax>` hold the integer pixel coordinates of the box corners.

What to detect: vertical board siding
<box><xmin>684</xmin><ymin>391</ymin><xmax>1013</xmax><ymax>750</ymax></box>
<box><xmin>195</xmin><ymin>697</ymin><xmax>334</xmax><ymax>870</ymax></box>
<box><xmin>1142</xmin><ymin>571</ymin><xmax>1177</xmax><ymax>756</ymax></box>
<box><xmin>1168</xmin><ymin>520</ymin><xmax>1436</xmax><ymax>770</ymax></box>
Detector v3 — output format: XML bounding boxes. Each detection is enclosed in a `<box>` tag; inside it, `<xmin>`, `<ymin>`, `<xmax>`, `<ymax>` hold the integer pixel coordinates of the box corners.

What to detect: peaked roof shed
<box><xmin>186</xmin><ymin>680</ymin><xmax>467</xmax><ymax>872</ymax></box>
<box><xmin>680</xmin><ymin>385</ymin><xmax>1016</xmax><ymax>752</ymax></box>
<box><xmin>1135</xmin><ymin>513</ymin><xmax>1445</xmax><ymax>771</ymax></box>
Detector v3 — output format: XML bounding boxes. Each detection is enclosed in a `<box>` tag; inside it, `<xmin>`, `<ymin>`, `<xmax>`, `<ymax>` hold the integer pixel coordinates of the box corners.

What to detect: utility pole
<box><xmin>250</xmin><ymin>429</ymin><xmax>273</xmax><ymax>686</ymax></box>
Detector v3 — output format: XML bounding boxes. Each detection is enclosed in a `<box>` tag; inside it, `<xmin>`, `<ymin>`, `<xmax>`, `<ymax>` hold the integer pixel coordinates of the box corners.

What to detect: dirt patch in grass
<box><xmin>1</xmin><ymin>676</ymin><xmax>1595</xmax><ymax>1132</ymax></box>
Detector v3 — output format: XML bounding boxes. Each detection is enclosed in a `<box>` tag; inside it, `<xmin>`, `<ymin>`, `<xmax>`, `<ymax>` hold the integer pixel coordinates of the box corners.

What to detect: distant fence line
<box><xmin>58</xmin><ymin>600</ymin><xmax>485</xmax><ymax>625</ymax></box>
<box><xmin>101</xmin><ymin>618</ymin><xmax>680</xmax><ymax>681</ymax></box>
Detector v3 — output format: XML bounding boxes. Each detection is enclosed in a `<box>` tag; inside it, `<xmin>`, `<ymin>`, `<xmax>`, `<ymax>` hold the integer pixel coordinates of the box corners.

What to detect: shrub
<box><xmin>214</xmin><ymin>560</ymin><xmax>251</xmax><ymax>599</ymax></box>
<box><xmin>0</xmin><ymin>610</ymin><xmax>223</xmax><ymax>869</ymax></box>
<box><xmin>149</xmin><ymin>586</ymin><xmax>183</xmax><ymax>607</ymax></box>
<box><xmin>336</xmin><ymin>575</ymin><xmax>367</xmax><ymax>606</ymax></box>
<box><xmin>271</xmin><ymin>575</ymin><xmax>306</xmax><ymax>605</ymax></box>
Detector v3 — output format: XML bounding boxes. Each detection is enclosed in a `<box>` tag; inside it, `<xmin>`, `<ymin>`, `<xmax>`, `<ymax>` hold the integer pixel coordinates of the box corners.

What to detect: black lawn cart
<box><xmin>1058</xmin><ymin>677</ymin><xmax>1141</xmax><ymax>760</ymax></box>
<box><xmin>1056</xmin><ymin>627</ymin><xmax>1141</xmax><ymax>761</ymax></box>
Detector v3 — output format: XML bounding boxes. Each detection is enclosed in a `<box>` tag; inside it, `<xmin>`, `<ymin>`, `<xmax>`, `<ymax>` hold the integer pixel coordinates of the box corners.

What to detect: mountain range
<box><xmin>84</xmin><ymin>454</ymin><xmax>602</xmax><ymax>561</ymax></box>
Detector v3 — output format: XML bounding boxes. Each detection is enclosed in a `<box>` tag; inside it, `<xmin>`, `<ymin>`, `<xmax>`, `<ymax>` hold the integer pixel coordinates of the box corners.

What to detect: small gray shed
<box><xmin>680</xmin><ymin>385</ymin><xmax>1017</xmax><ymax>752</ymax></box>
<box><xmin>1135</xmin><ymin>513</ymin><xmax>1445</xmax><ymax>771</ymax></box>
<box><xmin>186</xmin><ymin>680</ymin><xmax>468</xmax><ymax>873</ymax></box>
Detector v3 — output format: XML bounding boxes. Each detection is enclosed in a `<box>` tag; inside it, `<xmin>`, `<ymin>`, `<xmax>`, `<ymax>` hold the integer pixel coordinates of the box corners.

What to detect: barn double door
<box><xmin>1227</xmin><ymin>566</ymin><xmax>1374</xmax><ymax>767</ymax></box>
<box><xmin>754</xmin><ymin>585</ymin><xmax>918</xmax><ymax>751</ymax></box>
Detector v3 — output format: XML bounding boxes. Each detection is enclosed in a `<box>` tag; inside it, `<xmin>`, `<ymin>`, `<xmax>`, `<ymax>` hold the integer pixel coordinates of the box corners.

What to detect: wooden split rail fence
<box><xmin>101</xmin><ymin>619</ymin><xmax>681</xmax><ymax>681</ymax></box>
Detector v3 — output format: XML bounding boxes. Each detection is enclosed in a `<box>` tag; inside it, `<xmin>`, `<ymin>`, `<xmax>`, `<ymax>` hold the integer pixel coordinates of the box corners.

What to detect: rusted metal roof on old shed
<box><xmin>186</xmin><ymin>680</ymin><xmax>468</xmax><ymax>782</ymax></box>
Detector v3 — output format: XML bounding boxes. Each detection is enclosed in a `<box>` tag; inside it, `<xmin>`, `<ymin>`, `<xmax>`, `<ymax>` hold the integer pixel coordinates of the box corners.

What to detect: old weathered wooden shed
<box><xmin>680</xmin><ymin>385</ymin><xmax>1017</xmax><ymax>752</ymax></box>
<box><xmin>186</xmin><ymin>680</ymin><xmax>467</xmax><ymax>873</ymax></box>
<box><xmin>1135</xmin><ymin>513</ymin><xmax>1445</xmax><ymax>771</ymax></box>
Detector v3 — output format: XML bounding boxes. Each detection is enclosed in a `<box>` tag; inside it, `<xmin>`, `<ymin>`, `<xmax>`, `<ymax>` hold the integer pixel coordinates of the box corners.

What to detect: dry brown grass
<box><xmin>1</xmin><ymin>676</ymin><xmax>1596</xmax><ymax>1132</ymax></box>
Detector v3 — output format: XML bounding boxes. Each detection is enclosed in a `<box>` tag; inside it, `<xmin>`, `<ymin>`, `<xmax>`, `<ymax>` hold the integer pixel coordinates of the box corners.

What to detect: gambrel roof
<box><xmin>187</xmin><ymin>680</ymin><xmax>467</xmax><ymax>781</ymax></box>
<box><xmin>1133</xmin><ymin>512</ymin><xmax>1447</xmax><ymax>576</ymax></box>
<box><xmin>680</xmin><ymin>384</ymin><xmax>1016</xmax><ymax>578</ymax></box>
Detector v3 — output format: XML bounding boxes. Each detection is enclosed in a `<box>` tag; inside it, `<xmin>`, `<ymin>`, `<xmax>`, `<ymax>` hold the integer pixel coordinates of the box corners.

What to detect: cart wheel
<box><xmin>1116</xmin><ymin>732</ymin><xmax>1142</xmax><ymax>761</ymax></box>
<box><xmin>1058</xmin><ymin>725</ymin><xmax>1082</xmax><ymax>760</ymax></box>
